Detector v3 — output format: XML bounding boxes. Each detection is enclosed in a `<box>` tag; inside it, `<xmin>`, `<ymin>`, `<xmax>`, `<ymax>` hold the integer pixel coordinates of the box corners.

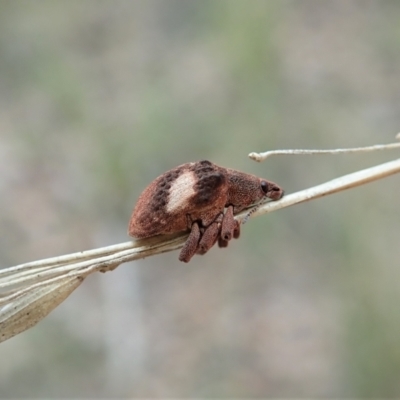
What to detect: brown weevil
<box><xmin>128</xmin><ymin>160</ymin><xmax>284</xmax><ymax>262</ymax></box>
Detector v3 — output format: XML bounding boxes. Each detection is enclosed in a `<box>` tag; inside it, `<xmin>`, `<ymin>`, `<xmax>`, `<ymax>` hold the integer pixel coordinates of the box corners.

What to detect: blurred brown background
<box><xmin>1</xmin><ymin>0</ymin><xmax>400</xmax><ymax>397</ymax></box>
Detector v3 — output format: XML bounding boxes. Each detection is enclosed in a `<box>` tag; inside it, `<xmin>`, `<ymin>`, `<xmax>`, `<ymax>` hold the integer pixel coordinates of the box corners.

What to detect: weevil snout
<box><xmin>261</xmin><ymin>180</ymin><xmax>284</xmax><ymax>201</ymax></box>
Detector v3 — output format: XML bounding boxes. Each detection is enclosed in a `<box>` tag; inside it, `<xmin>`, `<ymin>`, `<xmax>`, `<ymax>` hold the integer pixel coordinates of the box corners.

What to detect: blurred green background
<box><xmin>1</xmin><ymin>0</ymin><xmax>400</xmax><ymax>397</ymax></box>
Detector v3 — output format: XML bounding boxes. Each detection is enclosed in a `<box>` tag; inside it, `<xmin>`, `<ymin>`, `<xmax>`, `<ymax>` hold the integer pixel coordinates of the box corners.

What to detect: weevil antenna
<box><xmin>242</xmin><ymin>203</ymin><xmax>262</xmax><ymax>224</ymax></box>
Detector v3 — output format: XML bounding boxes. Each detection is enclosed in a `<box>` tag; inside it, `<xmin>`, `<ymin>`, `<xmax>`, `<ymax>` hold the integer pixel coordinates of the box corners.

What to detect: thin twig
<box><xmin>1</xmin><ymin>157</ymin><xmax>400</xmax><ymax>343</ymax></box>
<box><xmin>249</xmin><ymin>139</ymin><xmax>400</xmax><ymax>162</ymax></box>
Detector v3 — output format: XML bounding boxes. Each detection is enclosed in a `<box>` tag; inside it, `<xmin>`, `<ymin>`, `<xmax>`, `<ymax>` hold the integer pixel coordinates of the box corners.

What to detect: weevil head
<box><xmin>225</xmin><ymin>169</ymin><xmax>284</xmax><ymax>210</ymax></box>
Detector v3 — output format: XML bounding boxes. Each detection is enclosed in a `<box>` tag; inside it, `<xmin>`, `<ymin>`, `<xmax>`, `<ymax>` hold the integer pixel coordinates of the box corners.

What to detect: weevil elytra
<box><xmin>128</xmin><ymin>160</ymin><xmax>284</xmax><ymax>262</ymax></box>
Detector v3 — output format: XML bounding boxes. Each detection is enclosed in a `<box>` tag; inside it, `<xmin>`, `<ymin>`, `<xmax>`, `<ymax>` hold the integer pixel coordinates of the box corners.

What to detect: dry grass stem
<box><xmin>249</xmin><ymin>137</ymin><xmax>400</xmax><ymax>162</ymax></box>
<box><xmin>1</xmin><ymin>155</ymin><xmax>400</xmax><ymax>343</ymax></box>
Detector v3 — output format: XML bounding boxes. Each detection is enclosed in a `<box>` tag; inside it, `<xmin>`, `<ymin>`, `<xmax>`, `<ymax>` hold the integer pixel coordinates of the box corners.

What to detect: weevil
<box><xmin>128</xmin><ymin>160</ymin><xmax>284</xmax><ymax>262</ymax></box>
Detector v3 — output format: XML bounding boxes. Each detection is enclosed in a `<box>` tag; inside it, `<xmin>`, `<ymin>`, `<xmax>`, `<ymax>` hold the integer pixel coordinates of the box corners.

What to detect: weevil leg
<box><xmin>220</xmin><ymin>205</ymin><xmax>237</xmax><ymax>242</ymax></box>
<box><xmin>233</xmin><ymin>220</ymin><xmax>240</xmax><ymax>239</ymax></box>
<box><xmin>218</xmin><ymin>222</ymin><xmax>239</xmax><ymax>247</ymax></box>
<box><xmin>218</xmin><ymin>237</ymin><xmax>229</xmax><ymax>248</ymax></box>
<box><xmin>179</xmin><ymin>222</ymin><xmax>201</xmax><ymax>263</ymax></box>
<box><xmin>219</xmin><ymin>206</ymin><xmax>240</xmax><ymax>247</ymax></box>
<box><xmin>196</xmin><ymin>219</ymin><xmax>221</xmax><ymax>255</ymax></box>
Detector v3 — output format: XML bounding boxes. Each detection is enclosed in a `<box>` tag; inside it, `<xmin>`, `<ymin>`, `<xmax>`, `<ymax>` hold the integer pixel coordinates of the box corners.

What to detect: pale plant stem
<box><xmin>1</xmin><ymin>155</ymin><xmax>400</xmax><ymax>343</ymax></box>
<box><xmin>249</xmin><ymin>140</ymin><xmax>400</xmax><ymax>162</ymax></box>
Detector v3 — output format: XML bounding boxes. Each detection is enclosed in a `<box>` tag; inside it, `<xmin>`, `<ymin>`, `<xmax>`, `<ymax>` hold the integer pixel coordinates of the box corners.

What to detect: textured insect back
<box><xmin>128</xmin><ymin>160</ymin><xmax>284</xmax><ymax>262</ymax></box>
<box><xmin>128</xmin><ymin>163</ymin><xmax>205</xmax><ymax>238</ymax></box>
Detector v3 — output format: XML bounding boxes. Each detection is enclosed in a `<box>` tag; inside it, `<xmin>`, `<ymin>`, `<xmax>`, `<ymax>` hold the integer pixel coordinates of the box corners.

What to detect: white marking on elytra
<box><xmin>166</xmin><ymin>171</ymin><xmax>196</xmax><ymax>213</ymax></box>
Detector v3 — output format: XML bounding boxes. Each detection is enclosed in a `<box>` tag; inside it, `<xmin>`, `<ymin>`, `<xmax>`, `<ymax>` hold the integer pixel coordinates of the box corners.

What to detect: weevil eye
<box><xmin>261</xmin><ymin>180</ymin><xmax>269</xmax><ymax>194</ymax></box>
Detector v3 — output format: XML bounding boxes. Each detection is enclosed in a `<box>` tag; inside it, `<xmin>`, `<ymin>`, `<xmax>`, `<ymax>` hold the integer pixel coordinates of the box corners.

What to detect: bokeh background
<box><xmin>1</xmin><ymin>0</ymin><xmax>400</xmax><ymax>397</ymax></box>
